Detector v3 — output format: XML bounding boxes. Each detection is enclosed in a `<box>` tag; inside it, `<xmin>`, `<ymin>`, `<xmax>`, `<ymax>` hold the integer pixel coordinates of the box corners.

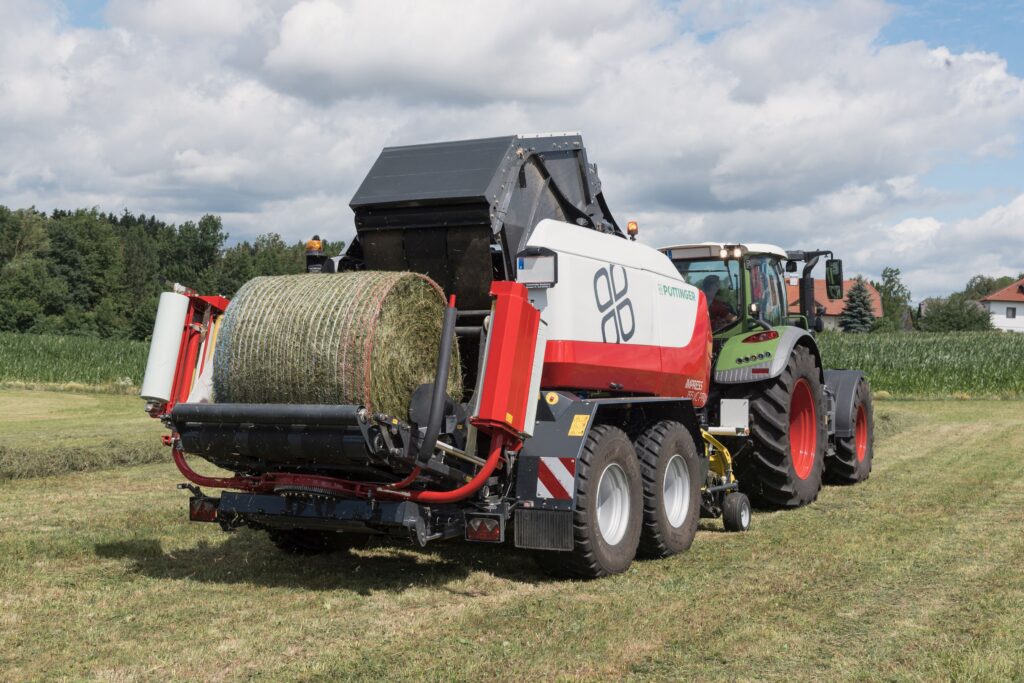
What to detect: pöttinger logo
<box><xmin>594</xmin><ymin>264</ymin><xmax>635</xmax><ymax>343</ymax></box>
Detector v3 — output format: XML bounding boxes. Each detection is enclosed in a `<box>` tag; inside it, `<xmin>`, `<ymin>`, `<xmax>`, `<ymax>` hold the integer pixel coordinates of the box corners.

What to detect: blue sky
<box><xmin>5</xmin><ymin>0</ymin><xmax>1023</xmax><ymax>299</ymax></box>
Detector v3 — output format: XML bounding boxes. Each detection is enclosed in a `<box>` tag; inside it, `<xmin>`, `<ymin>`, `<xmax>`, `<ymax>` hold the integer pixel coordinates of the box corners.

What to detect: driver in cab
<box><xmin>701</xmin><ymin>274</ymin><xmax>738</xmax><ymax>330</ymax></box>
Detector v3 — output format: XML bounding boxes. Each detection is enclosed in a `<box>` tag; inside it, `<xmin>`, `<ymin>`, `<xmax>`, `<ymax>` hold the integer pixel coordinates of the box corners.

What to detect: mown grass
<box><xmin>0</xmin><ymin>389</ymin><xmax>164</xmax><ymax>479</ymax></box>
<box><xmin>819</xmin><ymin>330</ymin><xmax>1024</xmax><ymax>398</ymax></box>
<box><xmin>1</xmin><ymin>398</ymin><xmax>1022</xmax><ymax>681</ymax></box>
<box><xmin>0</xmin><ymin>332</ymin><xmax>148</xmax><ymax>390</ymax></box>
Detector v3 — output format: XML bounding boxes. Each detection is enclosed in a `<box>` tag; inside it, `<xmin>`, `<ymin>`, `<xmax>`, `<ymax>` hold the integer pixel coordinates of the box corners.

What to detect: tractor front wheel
<box><xmin>825</xmin><ymin>377</ymin><xmax>874</xmax><ymax>484</ymax></box>
<box><xmin>735</xmin><ymin>345</ymin><xmax>826</xmax><ymax>508</ymax></box>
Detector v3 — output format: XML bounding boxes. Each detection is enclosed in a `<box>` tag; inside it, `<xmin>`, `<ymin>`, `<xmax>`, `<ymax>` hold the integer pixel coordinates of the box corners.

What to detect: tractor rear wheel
<box><xmin>635</xmin><ymin>421</ymin><xmax>701</xmax><ymax>558</ymax></box>
<box><xmin>535</xmin><ymin>424</ymin><xmax>642</xmax><ymax>579</ymax></box>
<box><xmin>825</xmin><ymin>378</ymin><xmax>874</xmax><ymax>484</ymax></box>
<box><xmin>267</xmin><ymin>529</ymin><xmax>371</xmax><ymax>555</ymax></box>
<box><xmin>735</xmin><ymin>345</ymin><xmax>825</xmax><ymax>508</ymax></box>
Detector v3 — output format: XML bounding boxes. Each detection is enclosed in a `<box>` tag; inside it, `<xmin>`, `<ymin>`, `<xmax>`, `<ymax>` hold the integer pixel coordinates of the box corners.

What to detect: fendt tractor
<box><xmin>141</xmin><ymin>134</ymin><xmax>874</xmax><ymax>578</ymax></box>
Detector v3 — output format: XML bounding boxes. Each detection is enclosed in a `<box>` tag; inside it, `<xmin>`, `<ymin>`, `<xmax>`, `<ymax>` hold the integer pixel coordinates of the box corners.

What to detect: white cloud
<box><xmin>0</xmin><ymin>0</ymin><xmax>1022</xmax><ymax>299</ymax></box>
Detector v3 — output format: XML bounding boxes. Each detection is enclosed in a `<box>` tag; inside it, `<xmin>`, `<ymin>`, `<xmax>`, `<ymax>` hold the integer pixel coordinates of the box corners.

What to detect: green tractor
<box><xmin>660</xmin><ymin>242</ymin><xmax>874</xmax><ymax>509</ymax></box>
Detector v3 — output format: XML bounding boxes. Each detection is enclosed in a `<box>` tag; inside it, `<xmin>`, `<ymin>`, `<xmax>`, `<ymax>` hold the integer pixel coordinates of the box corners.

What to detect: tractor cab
<box><xmin>660</xmin><ymin>242</ymin><xmax>846</xmax><ymax>338</ymax></box>
<box><xmin>660</xmin><ymin>243</ymin><xmax>792</xmax><ymax>339</ymax></box>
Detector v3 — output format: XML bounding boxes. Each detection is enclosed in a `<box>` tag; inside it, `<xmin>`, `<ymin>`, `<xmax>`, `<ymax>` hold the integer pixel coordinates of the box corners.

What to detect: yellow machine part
<box><xmin>701</xmin><ymin>430</ymin><xmax>737</xmax><ymax>486</ymax></box>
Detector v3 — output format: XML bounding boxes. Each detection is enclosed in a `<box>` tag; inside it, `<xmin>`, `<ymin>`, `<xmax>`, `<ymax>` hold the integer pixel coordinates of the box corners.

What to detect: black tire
<box><xmin>635</xmin><ymin>421</ymin><xmax>701</xmax><ymax>558</ymax></box>
<box><xmin>735</xmin><ymin>344</ymin><xmax>826</xmax><ymax>508</ymax></box>
<box><xmin>722</xmin><ymin>492</ymin><xmax>751</xmax><ymax>532</ymax></box>
<box><xmin>825</xmin><ymin>378</ymin><xmax>874</xmax><ymax>484</ymax></box>
<box><xmin>535</xmin><ymin>425</ymin><xmax>642</xmax><ymax>579</ymax></box>
<box><xmin>267</xmin><ymin>529</ymin><xmax>371</xmax><ymax>555</ymax></box>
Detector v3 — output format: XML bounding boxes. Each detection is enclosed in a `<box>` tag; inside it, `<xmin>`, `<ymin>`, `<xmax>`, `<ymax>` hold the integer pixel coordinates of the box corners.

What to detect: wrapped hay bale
<box><xmin>212</xmin><ymin>271</ymin><xmax>461</xmax><ymax>417</ymax></box>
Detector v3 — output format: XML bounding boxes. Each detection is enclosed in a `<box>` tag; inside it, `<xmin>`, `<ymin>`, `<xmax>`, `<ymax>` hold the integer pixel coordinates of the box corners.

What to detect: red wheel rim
<box><xmin>854</xmin><ymin>404</ymin><xmax>867</xmax><ymax>463</ymax></box>
<box><xmin>789</xmin><ymin>378</ymin><xmax>817</xmax><ymax>480</ymax></box>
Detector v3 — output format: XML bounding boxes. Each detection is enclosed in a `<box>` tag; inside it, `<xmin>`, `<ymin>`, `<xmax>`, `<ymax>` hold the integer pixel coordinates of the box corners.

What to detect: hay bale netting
<box><xmin>212</xmin><ymin>271</ymin><xmax>462</xmax><ymax>418</ymax></box>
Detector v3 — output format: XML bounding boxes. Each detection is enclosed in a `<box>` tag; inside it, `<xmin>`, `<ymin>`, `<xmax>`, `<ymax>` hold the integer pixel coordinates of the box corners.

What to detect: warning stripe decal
<box><xmin>536</xmin><ymin>457</ymin><xmax>576</xmax><ymax>500</ymax></box>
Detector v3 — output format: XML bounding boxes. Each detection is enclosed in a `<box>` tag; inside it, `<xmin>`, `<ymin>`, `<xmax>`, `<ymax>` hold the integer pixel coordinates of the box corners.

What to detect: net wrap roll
<box><xmin>212</xmin><ymin>271</ymin><xmax>462</xmax><ymax>418</ymax></box>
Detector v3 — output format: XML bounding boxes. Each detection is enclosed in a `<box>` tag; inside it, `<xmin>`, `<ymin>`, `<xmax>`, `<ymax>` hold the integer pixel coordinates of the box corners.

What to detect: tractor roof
<box><xmin>659</xmin><ymin>242</ymin><xmax>789</xmax><ymax>259</ymax></box>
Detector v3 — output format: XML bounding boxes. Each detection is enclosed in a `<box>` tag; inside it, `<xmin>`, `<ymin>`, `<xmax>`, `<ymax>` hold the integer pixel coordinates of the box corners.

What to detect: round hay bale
<box><xmin>212</xmin><ymin>271</ymin><xmax>462</xmax><ymax>417</ymax></box>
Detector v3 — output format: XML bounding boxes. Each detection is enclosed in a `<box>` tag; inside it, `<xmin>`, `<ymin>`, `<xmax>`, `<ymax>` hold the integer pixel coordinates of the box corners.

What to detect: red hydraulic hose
<box><xmin>171</xmin><ymin>434</ymin><xmax>508</xmax><ymax>504</ymax></box>
<box><xmin>401</xmin><ymin>434</ymin><xmax>505</xmax><ymax>503</ymax></box>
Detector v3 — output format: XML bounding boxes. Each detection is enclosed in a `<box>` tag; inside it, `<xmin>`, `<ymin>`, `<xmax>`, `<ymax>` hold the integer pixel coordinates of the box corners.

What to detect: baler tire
<box><xmin>735</xmin><ymin>344</ymin><xmax>826</xmax><ymax>508</ymax></box>
<box><xmin>535</xmin><ymin>424</ymin><xmax>642</xmax><ymax>579</ymax></box>
<box><xmin>267</xmin><ymin>529</ymin><xmax>370</xmax><ymax>555</ymax></box>
<box><xmin>635</xmin><ymin>421</ymin><xmax>701</xmax><ymax>558</ymax></box>
<box><xmin>825</xmin><ymin>378</ymin><xmax>874</xmax><ymax>484</ymax></box>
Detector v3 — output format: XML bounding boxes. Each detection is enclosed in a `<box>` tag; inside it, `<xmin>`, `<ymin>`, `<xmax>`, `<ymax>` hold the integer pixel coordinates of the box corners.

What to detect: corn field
<box><xmin>0</xmin><ymin>332</ymin><xmax>148</xmax><ymax>389</ymax></box>
<box><xmin>1</xmin><ymin>331</ymin><xmax>1023</xmax><ymax>398</ymax></box>
<box><xmin>818</xmin><ymin>331</ymin><xmax>1024</xmax><ymax>398</ymax></box>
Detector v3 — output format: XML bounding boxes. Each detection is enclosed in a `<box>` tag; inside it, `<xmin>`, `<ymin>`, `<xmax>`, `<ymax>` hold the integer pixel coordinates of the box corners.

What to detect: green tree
<box><xmin>920</xmin><ymin>294</ymin><xmax>994</xmax><ymax>332</ymax></box>
<box><xmin>0</xmin><ymin>207</ymin><xmax>50</xmax><ymax>267</ymax></box>
<box><xmin>0</xmin><ymin>256</ymin><xmax>69</xmax><ymax>332</ymax></box>
<box><xmin>870</xmin><ymin>266</ymin><xmax>912</xmax><ymax>331</ymax></box>
<box><xmin>839</xmin><ymin>277</ymin><xmax>875</xmax><ymax>333</ymax></box>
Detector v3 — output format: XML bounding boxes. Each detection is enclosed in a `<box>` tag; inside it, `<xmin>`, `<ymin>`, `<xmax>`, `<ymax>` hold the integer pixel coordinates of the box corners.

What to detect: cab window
<box><xmin>749</xmin><ymin>256</ymin><xmax>786</xmax><ymax>326</ymax></box>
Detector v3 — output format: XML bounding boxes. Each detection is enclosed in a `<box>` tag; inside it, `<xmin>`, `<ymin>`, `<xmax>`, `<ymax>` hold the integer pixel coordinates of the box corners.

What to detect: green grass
<box><xmin>1</xmin><ymin>395</ymin><xmax>1022</xmax><ymax>680</ymax></box>
<box><xmin>0</xmin><ymin>332</ymin><xmax>148</xmax><ymax>390</ymax></box>
<box><xmin>0</xmin><ymin>390</ymin><xmax>164</xmax><ymax>479</ymax></box>
<box><xmin>819</xmin><ymin>330</ymin><xmax>1024</xmax><ymax>398</ymax></box>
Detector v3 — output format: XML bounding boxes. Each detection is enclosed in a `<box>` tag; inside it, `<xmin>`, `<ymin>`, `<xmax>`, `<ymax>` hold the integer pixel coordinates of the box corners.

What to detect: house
<box><xmin>980</xmin><ymin>277</ymin><xmax>1024</xmax><ymax>332</ymax></box>
<box><xmin>785</xmin><ymin>279</ymin><xmax>884</xmax><ymax>330</ymax></box>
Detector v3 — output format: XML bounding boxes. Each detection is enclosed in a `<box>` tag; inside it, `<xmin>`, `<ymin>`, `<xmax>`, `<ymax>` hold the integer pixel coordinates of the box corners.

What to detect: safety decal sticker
<box><xmin>536</xmin><ymin>457</ymin><xmax>576</xmax><ymax>500</ymax></box>
<box><xmin>567</xmin><ymin>413</ymin><xmax>590</xmax><ymax>437</ymax></box>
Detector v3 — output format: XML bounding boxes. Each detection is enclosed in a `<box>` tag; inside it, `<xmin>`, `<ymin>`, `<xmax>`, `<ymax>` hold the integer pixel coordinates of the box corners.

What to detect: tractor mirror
<box><xmin>785</xmin><ymin>260</ymin><xmax>798</xmax><ymax>273</ymax></box>
<box><xmin>825</xmin><ymin>259</ymin><xmax>844</xmax><ymax>299</ymax></box>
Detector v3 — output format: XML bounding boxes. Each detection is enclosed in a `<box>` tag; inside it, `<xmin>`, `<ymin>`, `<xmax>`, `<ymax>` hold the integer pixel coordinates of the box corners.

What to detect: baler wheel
<box><xmin>535</xmin><ymin>424</ymin><xmax>642</xmax><ymax>579</ymax></box>
<box><xmin>267</xmin><ymin>529</ymin><xmax>371</xmax><ymax>555</ymax></box>
<box><xmin>735</xmin><ymin>345</ymin><xmax>825</xmax><ymax>508</ymax></box>
<box><xmin>824</xmin><ymin>377</ymin><xmax>874</xmax><ymax>484</ymax></box>
<box><xmin>635</xmin><ymin>421</ymin><xmax>701</xmax><ymax>558</ymax></box>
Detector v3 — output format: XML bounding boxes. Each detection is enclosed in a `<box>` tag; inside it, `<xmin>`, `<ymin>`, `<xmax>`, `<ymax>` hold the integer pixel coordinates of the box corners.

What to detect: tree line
<box><xmin>0</xmin><ymin>207</ymin><xmax>344</xmax><ymax>340</ymax></box>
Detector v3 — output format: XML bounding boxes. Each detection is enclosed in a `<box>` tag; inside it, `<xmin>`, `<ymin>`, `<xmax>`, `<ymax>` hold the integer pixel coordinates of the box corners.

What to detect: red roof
<box><xmin>786</xmin><ymin>279</ymin><xmax>884</xmax><ymax>318</ymax></box>
<box><xmin>981</xmin><ymin>277</ymin><xmax>1024</xmax><ymax>303</ymax></box>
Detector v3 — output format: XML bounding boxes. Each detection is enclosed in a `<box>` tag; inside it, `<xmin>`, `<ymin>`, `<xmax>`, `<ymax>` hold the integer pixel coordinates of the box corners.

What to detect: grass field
<box><xmin>1</xmin><ymin>391</ymin><xmax>1021</xmax><ymax>681</ymax></box>
<box><xmin>0</xmin><ymin>390</ymin><xmax>164</xmax><ymax>479</ymax></box>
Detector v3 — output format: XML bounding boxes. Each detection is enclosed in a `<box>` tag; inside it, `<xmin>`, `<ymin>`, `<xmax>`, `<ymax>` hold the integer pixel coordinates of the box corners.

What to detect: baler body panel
<box><xmin>524</xmin><ymin>220</ymin><xmax>712</xmax><ymax>406</ymax></box>
<box><xmin>472</xmin><ymin>281</ymin><xmax>544</xmax><ymax>437</ymax></box>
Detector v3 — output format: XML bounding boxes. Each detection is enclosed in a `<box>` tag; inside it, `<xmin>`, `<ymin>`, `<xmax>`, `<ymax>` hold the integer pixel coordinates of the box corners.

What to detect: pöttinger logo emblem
<box><xmin>594</xmin><ymin>264</ymin><xmax>635</xmax><ymax>342</ymax></box>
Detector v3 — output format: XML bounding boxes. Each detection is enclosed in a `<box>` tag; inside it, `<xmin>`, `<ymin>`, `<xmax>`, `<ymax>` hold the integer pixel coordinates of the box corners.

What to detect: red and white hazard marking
<box><xmin>537</xmin><ymin>457</ymin><xmax>576</xmax><ymax>500</ymax></box>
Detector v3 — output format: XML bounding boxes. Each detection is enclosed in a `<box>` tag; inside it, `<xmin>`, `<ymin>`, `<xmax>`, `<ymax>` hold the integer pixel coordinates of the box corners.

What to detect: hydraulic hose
<box><xmin>171</xmin><ymin>434</ymin><xmax>508</xmax><ymax>504</ymax></box>
<box><xmin>403</xmin><ymin>434</ymin><xmax>505</xmax><ymax>503</ymax></box>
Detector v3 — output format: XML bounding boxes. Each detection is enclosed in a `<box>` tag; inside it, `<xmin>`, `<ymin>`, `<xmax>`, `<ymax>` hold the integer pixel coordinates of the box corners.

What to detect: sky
<box><xmin>2</xmin><ymin>1</ymin><xmax>1023</xmax><ymax>300</ymax></box>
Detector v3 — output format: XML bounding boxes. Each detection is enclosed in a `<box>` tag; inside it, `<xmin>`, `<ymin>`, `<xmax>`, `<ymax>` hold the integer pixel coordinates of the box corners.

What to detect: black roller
<box><xmin>171</xmin><ymin>402</ymin><xmax>362</xmax><ymax>426</ymax></box>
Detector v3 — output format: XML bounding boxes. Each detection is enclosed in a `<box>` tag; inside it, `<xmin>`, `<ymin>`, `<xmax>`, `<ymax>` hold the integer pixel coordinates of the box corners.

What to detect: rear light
<box><xmin>465</xmin><ymin>515</ymin><xmax>503</xmax><ymax>542</ymax></box>
<box><xmin>743</xmin><ymin>330</ymin><xmax>779</xmax><ymax>343</ymax></box>
<box><xmin>188</xmin><ymin>496</ymin><xmax>219</xmax><ymax>522</ymax></box>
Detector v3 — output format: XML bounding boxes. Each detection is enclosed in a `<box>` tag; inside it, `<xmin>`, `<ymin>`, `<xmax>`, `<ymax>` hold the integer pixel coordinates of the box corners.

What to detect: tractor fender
<box><xmin>715</xmin><ymin>327</ymin><xmax>821</xmax><ymax>384</ymax></box>
<box><xmin>824</xmin><ymin>369</ymin><xmax>866</xmax><ymax>438</ymax></box>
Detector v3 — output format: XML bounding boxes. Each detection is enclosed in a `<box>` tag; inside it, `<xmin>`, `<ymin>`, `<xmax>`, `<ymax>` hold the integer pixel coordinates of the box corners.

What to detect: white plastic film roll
<box><xmin>140</xmin><ymin>292</ymin><xmax>191</xmax><ymax>402</ymax></box>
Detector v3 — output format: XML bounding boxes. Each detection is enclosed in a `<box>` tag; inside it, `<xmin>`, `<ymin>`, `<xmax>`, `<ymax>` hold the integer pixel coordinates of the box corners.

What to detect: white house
<box><xmin>981</xmin><ymin>277</ymin><xmax>1024</xmax><ymax>332</ymax></box>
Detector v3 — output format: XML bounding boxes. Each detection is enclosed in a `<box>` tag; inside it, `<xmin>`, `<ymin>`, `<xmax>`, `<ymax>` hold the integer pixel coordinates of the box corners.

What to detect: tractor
<box><xmin>661</xmin><ymin>243</ymin><xmax>874</xmax><ymax>509</ymax></box>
